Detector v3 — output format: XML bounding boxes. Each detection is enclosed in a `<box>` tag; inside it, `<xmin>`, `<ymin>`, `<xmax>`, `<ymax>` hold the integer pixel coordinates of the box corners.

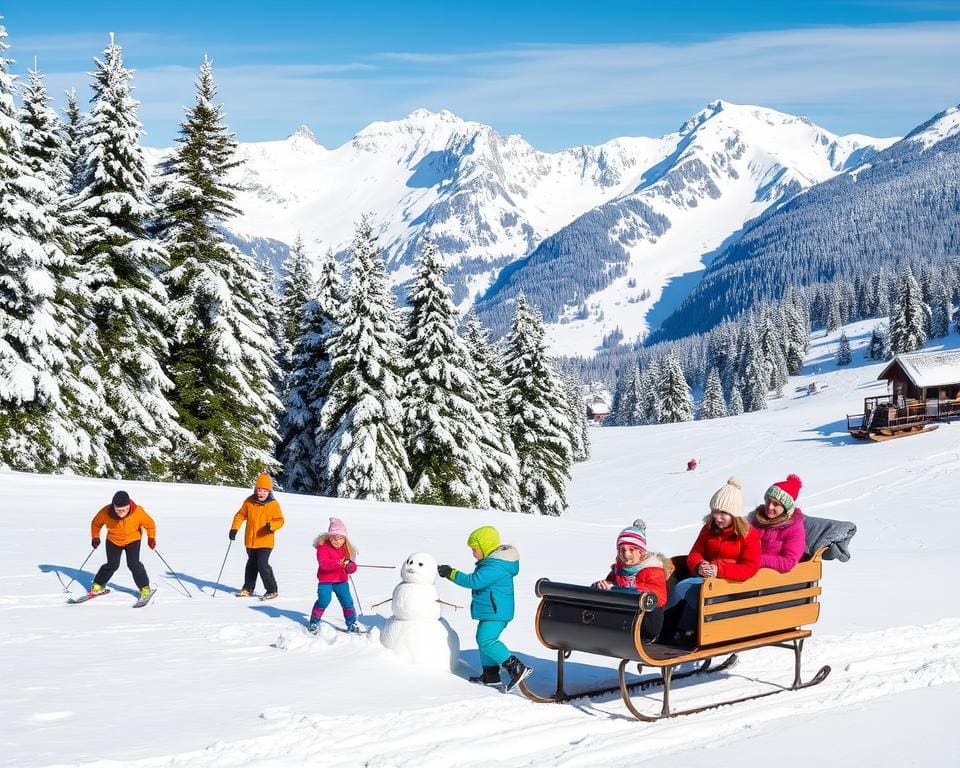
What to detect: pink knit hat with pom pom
<box><xmin>327</xmin><ymin>517</ymin><xmax>348</xmax><ymax>537</ymax></box>
<box><xmin>616</xmin><ymin>519</ymin><xmax>647</xmax><ymax>553</ymax></box>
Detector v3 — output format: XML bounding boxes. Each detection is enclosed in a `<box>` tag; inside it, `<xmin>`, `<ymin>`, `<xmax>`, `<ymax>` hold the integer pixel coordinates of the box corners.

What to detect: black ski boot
<box><xmin>501</xmin><ymin>655</ymin><xmax>533</xmax><ymax>692</ymax></box>
<box><xmin>469</xmin><ymin>665</ymin><xmax>502</xmax><ymax>686</ymax></box>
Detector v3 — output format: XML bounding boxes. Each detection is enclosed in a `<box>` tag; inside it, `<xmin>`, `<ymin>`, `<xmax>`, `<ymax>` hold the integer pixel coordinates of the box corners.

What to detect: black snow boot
<box><xmin>501</xmin><ymin>655</ymin><xmax>533</xmax><ymax>692</ymax></box>
<box><xmin>469</xmin><ymin>665</ymin><xmax>502</xmax><ymax>686</ymax></box>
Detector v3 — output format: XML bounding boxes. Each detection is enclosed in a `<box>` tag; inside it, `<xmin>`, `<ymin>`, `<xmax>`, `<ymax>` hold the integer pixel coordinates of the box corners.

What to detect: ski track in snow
<box><xmin>63</xmin><ymin>619</ymin><xmax>960</xmax><ymax>768</ymax></box>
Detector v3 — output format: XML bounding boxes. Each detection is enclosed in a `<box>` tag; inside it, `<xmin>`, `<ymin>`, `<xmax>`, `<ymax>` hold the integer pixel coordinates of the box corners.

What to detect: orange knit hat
<box><xmin>254</xmin><ymin>472</ymin><xmax>273</xmax><ymax>491</ymax></box>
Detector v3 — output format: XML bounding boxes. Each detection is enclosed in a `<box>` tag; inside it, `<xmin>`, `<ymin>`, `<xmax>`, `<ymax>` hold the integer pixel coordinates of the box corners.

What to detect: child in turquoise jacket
<box><xmin>438</xmin><ymin>525</ymin><xmax>532</xmax><ymax>691</ymax></box>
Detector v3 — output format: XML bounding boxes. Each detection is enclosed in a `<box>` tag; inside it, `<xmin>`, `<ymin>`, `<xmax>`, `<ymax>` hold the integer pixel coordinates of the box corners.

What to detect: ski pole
<box><xmin>212</xmin><ymin>540</ymin><xmax>233</xmax><ymax>598</ymax></box>
<box><xmin>152</xmin><ymin>548</ymin><xmax>193</xmax><ymax>597</ymax></box>
<box><xmin>355</xmin><ymin>564</ymin><xmax>396</xmax><ymax>569</ymax></box>
<box><xmin>349</xmin><ymin>574</ymin><xmax>365</xmax><ymax>616</ymax></box>
<box><xmin>61</xmin><ymin>547</ymin><xmax>97</xmax><ymax>593</ymax></box>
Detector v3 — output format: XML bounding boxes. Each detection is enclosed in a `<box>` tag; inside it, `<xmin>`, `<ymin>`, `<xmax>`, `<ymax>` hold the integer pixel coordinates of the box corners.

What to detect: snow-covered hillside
<box><xmin>4</xmin><ymin>320</ymin><xmax>959</xmax><ymax>767</ymax></box>
<box><xmin>146</xmin><ymin>103</ymin><xmax>895</xmax><ymax>356</ymax></box>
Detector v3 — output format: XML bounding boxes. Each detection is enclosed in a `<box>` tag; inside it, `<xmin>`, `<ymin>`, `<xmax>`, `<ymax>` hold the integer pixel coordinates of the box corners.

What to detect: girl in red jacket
<box><xmin>593</xmin><ymin>519</ymin><xmax>672</xmax><ymax>641</ymax></box>
<box><xmin>665</xmin><ymin>476</ymin><xmax>760</xmax><ymax>644</ymax></box>
<box><xmin>307</xmin><ymin>518</ymin><xmax>360</xmax><ymax>633</ymax></box>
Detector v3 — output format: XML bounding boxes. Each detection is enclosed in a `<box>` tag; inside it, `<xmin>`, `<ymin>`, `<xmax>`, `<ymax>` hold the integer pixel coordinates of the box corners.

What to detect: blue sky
<box><xmin>4</xmin><ymin>0</ymin><xmax>960</xmax><ymax>149</ymax></box>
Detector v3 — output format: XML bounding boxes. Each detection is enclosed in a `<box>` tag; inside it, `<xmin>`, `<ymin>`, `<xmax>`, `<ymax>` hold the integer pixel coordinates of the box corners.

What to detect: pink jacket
<box><xmin>316</xmin><ymin>540</ymin><xmax>358</xmax><ymax>583</ymax></box>
<box><xmin>750</xmin><ymin>508</ymin><xmax>806</xmax><ymax>573</ymax></box>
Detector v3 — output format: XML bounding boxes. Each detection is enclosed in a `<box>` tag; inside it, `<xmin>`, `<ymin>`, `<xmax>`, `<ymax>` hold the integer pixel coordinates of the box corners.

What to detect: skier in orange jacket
<box><xmin>230</xmin><ymin>472</ymin><xmax>284</xmax><ymax>599</ymax></box>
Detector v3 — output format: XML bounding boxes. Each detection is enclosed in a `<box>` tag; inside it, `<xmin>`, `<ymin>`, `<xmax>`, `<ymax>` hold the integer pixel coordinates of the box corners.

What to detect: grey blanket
<box><xmin>803</xmin><ymin>515</ymin><xmax>857</xmax><ymax>562</ymax></box>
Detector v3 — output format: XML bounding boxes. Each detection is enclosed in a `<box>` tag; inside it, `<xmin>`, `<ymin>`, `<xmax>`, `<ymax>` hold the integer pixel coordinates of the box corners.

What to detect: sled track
<box><xmin>94</xmin><ymin>619</ymin><xmax>960</xmax><ymax>768</ymax></box>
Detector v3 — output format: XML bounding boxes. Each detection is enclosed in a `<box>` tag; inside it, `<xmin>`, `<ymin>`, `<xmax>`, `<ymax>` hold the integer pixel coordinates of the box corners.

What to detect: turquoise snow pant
<box><xmin>311</xmin><ymin>581</ymin><xmax>356</xmax><ymax>626</ymax></box>
<box><xmin>476</xmin><ymin>619</ymin><xmax>510</xmax><ymax>666</ymax></box>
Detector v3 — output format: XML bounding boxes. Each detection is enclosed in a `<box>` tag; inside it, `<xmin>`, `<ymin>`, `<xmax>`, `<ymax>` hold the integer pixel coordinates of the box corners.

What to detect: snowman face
<box><xmin>400</xmin><ymin>552</ymin><xmax>438</xmax><ymax>585</ymax></box>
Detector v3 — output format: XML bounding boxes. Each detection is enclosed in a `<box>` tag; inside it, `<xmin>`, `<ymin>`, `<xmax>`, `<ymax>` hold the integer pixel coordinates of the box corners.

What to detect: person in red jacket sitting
<box><xmin>664</xmin><ymin>476</ymin><xmax>760</xmax><ymax>644</ymax></box>
<box><xmin>593</xmin><ymin>519</ymin><xmax>672</xmax><ymax>641</ymax></box>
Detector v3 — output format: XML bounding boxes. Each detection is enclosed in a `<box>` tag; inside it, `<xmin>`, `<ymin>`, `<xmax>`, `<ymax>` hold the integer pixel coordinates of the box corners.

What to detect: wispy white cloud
<box><xmin>21</xmin><ymin>22</ymin><xmax>960</xmax><ymax>149</ymax></box>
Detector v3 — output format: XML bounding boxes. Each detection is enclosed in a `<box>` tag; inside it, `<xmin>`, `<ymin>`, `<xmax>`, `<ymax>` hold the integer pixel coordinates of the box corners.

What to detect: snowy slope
<box><xmin>4</xmin><ymin>321</ymin><xmax>959</xmax><ymax>767</ymax></box>
<box><xmin>146</xmin><ymin>103</ymin><xmax>894</xmax><ymax>355</ymax></box>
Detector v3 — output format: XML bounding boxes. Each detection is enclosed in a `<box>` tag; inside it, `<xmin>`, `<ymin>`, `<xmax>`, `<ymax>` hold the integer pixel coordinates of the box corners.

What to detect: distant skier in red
<box><xmin>687</xmin><ymin>459</ymin><xmax>698</xmax><ymax>471</ymax></box>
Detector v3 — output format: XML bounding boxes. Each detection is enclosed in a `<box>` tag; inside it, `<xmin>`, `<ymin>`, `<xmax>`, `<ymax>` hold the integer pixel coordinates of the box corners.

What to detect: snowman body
<box><xmin>380</xmin><ymin>552</ymin><xmax>460</xmax><ymax>671</ymax></box>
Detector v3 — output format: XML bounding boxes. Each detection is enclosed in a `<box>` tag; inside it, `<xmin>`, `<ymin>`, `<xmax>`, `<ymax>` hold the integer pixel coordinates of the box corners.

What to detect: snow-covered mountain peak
<box><xmin>906</xmin><ymin>103</ymin><xmax>960</xmax><ymax>150</ymax></box>
<box><xmin>287</xmin><ymin>124</ymin><xmax>321</xmax><ymax>145</ymax></box>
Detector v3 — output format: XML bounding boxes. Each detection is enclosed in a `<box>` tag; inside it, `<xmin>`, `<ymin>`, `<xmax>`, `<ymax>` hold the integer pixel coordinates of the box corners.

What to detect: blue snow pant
<box><xmin>311</xmin><ymin>581</ymin><xmax>356</xmax><ymax>626</ymax></box>
<box><xmin>476</xmin><ymin>619</ymin><xmax>511</xmax><ymax>667</ymax></box>
<box><xmin>665</xmin><ymin>576</ymin><xmax>704</xmax><ymax>632</ymax></box>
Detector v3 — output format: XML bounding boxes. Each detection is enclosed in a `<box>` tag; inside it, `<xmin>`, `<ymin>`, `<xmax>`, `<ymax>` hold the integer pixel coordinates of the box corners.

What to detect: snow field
<box><xmin>3</xmin><ymin>319</ymin><xmax>960</xmax><ymax>766</ymax></box>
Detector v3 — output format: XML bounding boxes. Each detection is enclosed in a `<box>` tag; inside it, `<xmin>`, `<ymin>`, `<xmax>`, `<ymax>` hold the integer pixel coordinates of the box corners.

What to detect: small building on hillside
<box><xmin>848</xmin><ymin>349</ymin><xmax>960</xmax><ymax>440</ymax></box>
<box><xmin>586</xmin><ymin>399</ymin><xmax>610</xmax><ymax>424</ymax></box>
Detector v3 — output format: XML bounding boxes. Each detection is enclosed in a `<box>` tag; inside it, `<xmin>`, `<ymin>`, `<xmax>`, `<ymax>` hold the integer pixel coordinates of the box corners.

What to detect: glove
<box><xmin>438</xmin><ymin>564</ymin><xmax>452</xmax><ymax>579</ymax></box>
<box><xmin>91</xmin><ymin>537</ymin><xmax>101</xmax><ymax>549</ymax></box>
<box><xmin>228</xmin><ymin>529</ymin><xmax>237</xmax><ymax>541</ymax></box>
<box><xmin>264</xmin><ymin>521</ymin><xmax>272</xmax><ymax>533</ymax></box>
<box><xmin>343</xmin><ymin>559</ymin><xmax>353</xmax><ymax>570</ymax></box>
<box><xmin>147</xmin><ymin>537</ymin><xmax>156</xmax><ymax>550</ymax></box>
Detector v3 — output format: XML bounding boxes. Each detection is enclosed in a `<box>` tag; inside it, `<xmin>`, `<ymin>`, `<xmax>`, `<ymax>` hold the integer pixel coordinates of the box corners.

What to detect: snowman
<box><xmin>379</xmin><ymin>552</ymin><xmax>460</xmax><ymax>671</ymax></box>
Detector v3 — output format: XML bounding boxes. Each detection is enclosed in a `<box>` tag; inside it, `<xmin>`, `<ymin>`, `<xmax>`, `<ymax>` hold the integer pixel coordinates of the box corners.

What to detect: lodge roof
<box><xmin>877</xmin><ymin>349</ymin><xmax>960</xmax><ymax>388</ymax></box>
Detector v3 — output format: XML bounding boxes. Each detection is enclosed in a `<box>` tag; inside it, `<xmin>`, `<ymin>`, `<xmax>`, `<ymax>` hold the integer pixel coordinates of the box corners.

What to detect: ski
<box><xmin>67</xmin><ymin>589</ymin><xmax>111</xmax><ymax>604</ymax></box>
<box><xmin>133</xmin><ymin>589</ymin><xmax>155</xmax><ymax>608</ymax></box>
<box><xmin>305</xmin><ymin>620</ymin><xmax>367</xmax><ymax>636</ymax></box>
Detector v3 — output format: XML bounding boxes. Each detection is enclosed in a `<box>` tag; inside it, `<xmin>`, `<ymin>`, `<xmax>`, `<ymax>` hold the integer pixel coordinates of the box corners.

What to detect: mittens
<box><xmin>91</xmin><ymin>537</ymin><xmax>101</xmax><ymax>549</ymax></box>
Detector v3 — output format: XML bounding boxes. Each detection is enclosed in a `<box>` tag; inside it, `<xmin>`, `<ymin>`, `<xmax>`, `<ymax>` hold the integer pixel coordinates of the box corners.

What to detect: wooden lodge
<box><xmin>848</xmin><ymin>349</ymin><xmax>960</xmax><ymax>440</ymax></box>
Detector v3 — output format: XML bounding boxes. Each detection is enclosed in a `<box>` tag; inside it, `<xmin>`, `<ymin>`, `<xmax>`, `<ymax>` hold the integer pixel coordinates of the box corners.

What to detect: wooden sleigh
<box><xmin>519</xmin><ymin>548</ymin><xmax>831</xmax><ymax>719</ymax></box>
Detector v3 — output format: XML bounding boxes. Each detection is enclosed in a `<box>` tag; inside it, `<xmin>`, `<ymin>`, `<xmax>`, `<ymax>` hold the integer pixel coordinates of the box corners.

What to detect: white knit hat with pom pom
<box><xmin>709</xmin><ymin>476</ymin><xmax>744</xmax><ymax>516</ymax></box>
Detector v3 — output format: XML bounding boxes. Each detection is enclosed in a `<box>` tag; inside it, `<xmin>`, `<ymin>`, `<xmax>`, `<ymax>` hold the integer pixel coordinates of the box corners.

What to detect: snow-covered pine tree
<box><xmin>700</xmin><ymin>367</ymin><xmax>727</xmax><ymax>419</ymax></box>
<box><xmin>156</xmin><ymin>56</ymin><xmax>281</xmax><ymax>483</ymax></box>
<box><xmin>657</xmin><ymin>351</ymin><xmax>693</xmax><ymax>423</ymax></box>
<box><xmin>826</xmin><ymin>285</ymin><xmax>842</xmax><ymax>333</ymax></box>
<box><xmin>462</xmin><ymin>313</ymin><xmax>521</xmax><ymax>512</ymax></box>
<box><xmin>783</xmin><ymin>290</ymin><xmax>809</xmax><ymax>375</ymax></box>
<box><xmin>740</xmin><ymin>322</ymin><xmax>769</xmax><ymax>412</ymax></box>
<box><xmin>316</xmin><ymin>247</ymin><xmax>345</xmax><ymax>321</ymax></box>
<box><xmin>320</xmin><ymin>218</ymin><xmax>411</xmax><ymax>502</ymax></box>
<box><xmin>759</xmin><ymin>308</ymin><xmax>788</xmax><ymax>393</ymax></box>
<box><xmin>836</xmin><ymin>331</ymin><xmax>852</xmax><ymax>366</ymax></box>
<box><xmin>403</xmin><ymin>238</ymin><xmax>495</xmax><ymax>508</ymax></box>
<box><xmin>889</xmin><ymin>268</ymin><xmax>930</xmax><ymax>355</ymax></box>
<box><xmin>503</xmin><ymin>295</ymin><xmax>572</xmax><ymax>516</ymax></box>
<box><xmin>74</xmin><ymin>36</ymin><xmax>184</xmax><ymax>479</ymax></box>
<box><xmin>728</xmin><ymin>385</ymin><xmax>744</xmax><ymax>416</ymax></box>
<box><xmin>279</xmin><ymin>234</ymin><xmax>313</xmax><ymax>368</ymax></box>
<box><xmin>279</xmin><ymin>247</ymin><xmax>343</xmax><ymax>493</ymax></box>
<box><xmin>279</xmin><ymin>295</ymin><xmax>329</xmax><ymax>493</ymax></box>
<box><xmin>865</xmin><ymin>324</ymin><xmax>889</xmax><ymax>360</ymax></box>
<box><xmin>562</xmin><ymin>369</ymin><xmax>590</xmax><ymax>461</ymax></box>
<box><xmin>0</xmin><ymin>30</ymin><xmax>103</xmax><ymax>472</ymax></box>
<box><xmin>61</xmin><ymin>88</ymin><xmax>85</xmax><ymax>195</ymax></box>
<box><xmin>929</xmin><ymin>282</ymin><xmax>951</xmax><ymax>339</ymax></box>
<box><xmin>16</xmin><ymin>60</ymin><xmax>113</xmax><ymax>475</ymax></box>
<box><xmin>637</xmin><ymin>361</ymin><xmax>661</xmax><ymax>425</ymax></box>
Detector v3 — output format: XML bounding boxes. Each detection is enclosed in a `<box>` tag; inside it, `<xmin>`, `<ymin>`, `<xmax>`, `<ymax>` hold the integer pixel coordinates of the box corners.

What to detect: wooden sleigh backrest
<box><xmin>695</xmin><ymin>547</ymin><xmax>825</xmax><ymax>646</ymax></box>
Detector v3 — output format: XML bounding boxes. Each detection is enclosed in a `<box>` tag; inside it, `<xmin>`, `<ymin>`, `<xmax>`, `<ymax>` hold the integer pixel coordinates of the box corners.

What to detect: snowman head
<box><xmin>400</xmin><ymin>552</ymin><xmax>438</xmax><ymax>585</ymax></box>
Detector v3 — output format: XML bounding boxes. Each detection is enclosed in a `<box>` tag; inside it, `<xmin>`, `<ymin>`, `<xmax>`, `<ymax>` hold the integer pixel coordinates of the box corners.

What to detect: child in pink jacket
<box><xmin>307</xmin><ymin>517</ymin><xmax>360</xmax><ymax>633</ymax></box>
<box><xmin>749</xmin><ymin>474</ymin><xmax>807</xmax><ymax>573</ymax></box>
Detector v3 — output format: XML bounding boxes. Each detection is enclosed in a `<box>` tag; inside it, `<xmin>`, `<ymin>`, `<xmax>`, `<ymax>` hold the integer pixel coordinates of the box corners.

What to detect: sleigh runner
<box><xmin>519</xmin><ymin>548</ymin><xmax>832</xmax><ymax>719</ymax></box>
